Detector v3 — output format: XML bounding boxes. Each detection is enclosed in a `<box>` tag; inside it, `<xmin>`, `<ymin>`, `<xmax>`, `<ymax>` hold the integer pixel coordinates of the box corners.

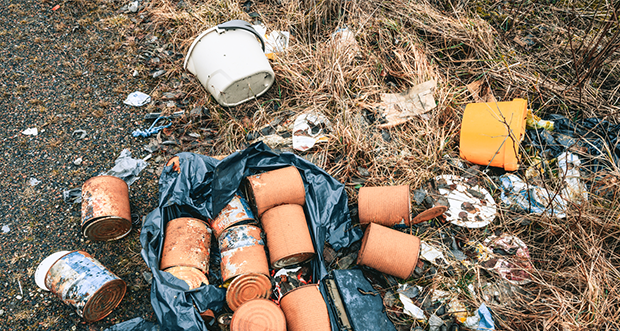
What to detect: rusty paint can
<box><xmin>81</xmin><ymin>176</ymin><xmax>132</xmax><ymax>241</ymax></box>
<box><xmin>211</xmin><ymin>194</ymin><xmax>258</xmax><ymax>239</ymax></box>
<box><xmin>260</xmin><ymin>204</ymin><xmax>315</xmax><ymax>268</ymax></box>
<box><xmin>231</xmin><ymin>298</ymin><xmax>287</xmax><ymax>331</ymax></box>
<box><xmin>164</xmin><ymin>266</ymin><xmax>209</xmax><ymax>290</ymax></box>
<box><xmin>160</xmin><ymin>217</ymin><xmax>212</xmax><ymax>274</ymax></box>
<box><xmin>226</xmin><ymin>273</ymin><xmax>272</xmax><ymax>311</ymax></box>
<box><xmin>358</xmin><ymin>185</ymin><xmax>411</xmax><ymax>226</ymax></box>
<box><xmin>244</xmin><ymin>166</ymin><xmax>306</xmax><ymax>217</ymax></box>
<box><xmin>357</xmin><ymin>223</ymin><xmax>420</xmax><ymax>279</ymax></box>
<box><xmin>40</xmin><ymin>250</ymin><xmax>126</xmax><ymax>322</ymax></box>
<box><xmin>280</xmin><ymin>284</ymin><xmax>331</xmax><ymax>331</ymax></box>
<box><xmin>219</xmin><ymin>224</ymin><xmax>269</xmax><ymax>283</ymax></box>
<box><xmin>411</xmin><ymin>205</ymin><xmax>447</xmax><ymax>224</ymax></box>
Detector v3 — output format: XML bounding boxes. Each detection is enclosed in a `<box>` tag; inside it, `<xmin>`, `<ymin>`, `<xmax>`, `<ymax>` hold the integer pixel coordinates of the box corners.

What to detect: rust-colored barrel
<box><xmin>358</xmin><ymin>185</ymin><xmax>411</xmax><ymax>226</ymax></box>
<box><xmin>357</xmin><ymin>223</ymin><xmax>421</xmax><ymax>279</ymax></box>
<box><xmin>231</xmin><ymin>299</ymin><xmax>287</xmax><ymax>331</ymax></box>
<box><xmin>219</xmin><ymin>224</ymin><xmax>270</xmax><ymax>283</ymax></box>
<box><xmin>160</xmin><ymin>217</ymin><xmax>212</xmax><ymax>274</ymax></box>
<box><xmin>261</xmin><ymin>204</ymin><xmax>315</xmax><ymax>268</ymax></box>
<box><xmin>226</xmin><ymin>273</ymin><xmax>272</xmax><ymax>311</ymax></box>
<box><xmin>244</xmin><ymin>166</ymin><xmax>306</xmax><ymax>216</ymax></box>
<box><xmin>164</xmin><ymin>266</ymin><xmax>209</xmax><ymax>290</ymax></box>
<box><xmin>280</xmin><ymin>284</ymin><xmax>331</xmax><ymax>331</ymax></box>
<box><xmin>81</xmin><ymin>175</ymin><xmax>132</xmax><ymax>241</ymax></box>
<box><xmin>211</xmin><ymin>194</ymin><xmax>258</xmax><ymax>239</ymax></box>
<box><xmin>43</xmin><ymin>250</ymin><xmax>126</xmax><ymax>322</ymax></box>
<box><xmin>411</xmin><ymin>205</ymin><xmax>447</xmax><ymax>224</ymax></box>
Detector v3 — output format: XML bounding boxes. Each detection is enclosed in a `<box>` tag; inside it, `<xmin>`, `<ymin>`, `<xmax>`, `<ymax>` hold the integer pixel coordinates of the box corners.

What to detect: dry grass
<box><xmin>138</xmin><ymin>0</ymin><xmax>620</xmax><ymax>329</ymax></box>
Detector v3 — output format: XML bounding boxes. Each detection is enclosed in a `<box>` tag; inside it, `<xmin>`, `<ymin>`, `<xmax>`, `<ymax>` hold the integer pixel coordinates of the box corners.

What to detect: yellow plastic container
<box><xmin>459</xmin><ymin>98</ymin><xmax>528</xmax><ymax>171</ymax></box>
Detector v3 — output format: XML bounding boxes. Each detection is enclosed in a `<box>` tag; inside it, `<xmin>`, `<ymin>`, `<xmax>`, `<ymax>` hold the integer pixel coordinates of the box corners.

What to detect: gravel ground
<box><xmin>0</xmin><ymin>0</ymin><xmax>167</xmax><ymax>329</ymax></box>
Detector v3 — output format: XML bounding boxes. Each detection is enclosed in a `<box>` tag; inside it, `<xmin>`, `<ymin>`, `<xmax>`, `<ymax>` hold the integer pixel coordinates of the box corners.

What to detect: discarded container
<box><xmin>231</xmin><ymin>298</ymin><xmax>287</xmax><ymax>331</ymax></box>
<box><xmin>183</xmin><ymin>20</ymin><xmax>275</xmax><ymax>107</ymax></box>
<box><xmin>163</xmin><ymin>266</ymin><xmax>209</xmax><ymax>290</ymax></box>
<box><xmin>358</xmin><ymin>185</ymin><xmax>411</xmax><ymax>226</ymax></box>
<box><xmin>260</xmin><ymin>204</ymin><xmax>315</xmax><ymax>268</ymax></box>
<box><xmin>244</xmin><ymin>166</ymin><xmax>306</xmax><ymax>216</ymax></box>
<box><xmin>226</xmin><ymin>273</ymin><xmax>272</xmax><ymax>311</ymax></box>
<box><xmin>459</xmin><ymin>98</ymin><xmax>528</xmax><ymax>171</ymax></box>
<box><xmin>357</xmin><ymin>223</ymin><xmax>421</xmax><ymax>279</ymax></box>
<box><xmin>280</xmin><ymin>284</ymin><xmax>331</xmax><ymax>331</ymax></box>
<box><xmin>219</xmin><ymin>224</ymin><xmax>270</xmax><ymax>283</ymax></box>
<box><xmin>35</xmin><ymin>250</ymin><xmax>126</xmax><ymax>322</ymax></box>
<box><xmin>211</xmin><ymin>194</ymin><xmax>258</xmax><ymax>239</ymax></box>
<box><xmin>411</xmin><ymin>205</ymin><xmax>447</xmax><ymax>225</ymax></box>
<box><xmin>435</xmin><ymin>175</ymin><xmax>497</xmax><ymax>228</ymax></box>
<box><xmin>160</xmin><ymin>217</ymin><xmax>212</xmax><ymax>274</ymax></box>
<box><xmin>81</xmin><ymin>175</ymin><xmax>132</xmax><ymax>241</ymax></box>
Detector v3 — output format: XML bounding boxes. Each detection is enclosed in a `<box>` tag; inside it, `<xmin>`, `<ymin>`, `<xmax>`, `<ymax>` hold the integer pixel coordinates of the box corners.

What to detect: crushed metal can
<box><xmin>36</xmin><ymin>250</ymin><xmax>126</xmax><ymax>322</ymax></box>
<box><xmin>81</xmin><ymin>175</ymin><xmax>132</xmax><ymax>241</ymax></box>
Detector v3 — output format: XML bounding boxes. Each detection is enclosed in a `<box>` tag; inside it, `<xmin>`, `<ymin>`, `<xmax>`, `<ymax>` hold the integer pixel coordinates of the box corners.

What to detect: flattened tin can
<box><xmin>81</xmin><ymin>176</ymin><xmax>132</xmax><ymax>241</ymax></box>
<box><xmin>160</xmin><ymin>217</ymin><xmax>212</xmax><ymax>274</ymax></box>
<box><xmin>211</xmin><ymin>194</ymin><xmax>257</xmax><ymax>239</ymax></box>
<box><xmin>260</xmin><ymin>204</ymin><xmax>315</xmax><ymax>268</ymax></box>
<box><xmin>219</xmin><ymin>224</ymin><xmax>269</xmax><ymax>283</ymax></box>
<box><xmin>226</xmin><ymin>272</ymin><xmax>272</xmax><ymax>311</ymax></box>
<box><xmin>243</xmin><ymin>166</ymin><xmax>306</xmax><ymax>217</ymax></box>
<box><xmin>43</xmin><ymin>250</ymin><xmax>126</xmax><ymax>322</ymax></box>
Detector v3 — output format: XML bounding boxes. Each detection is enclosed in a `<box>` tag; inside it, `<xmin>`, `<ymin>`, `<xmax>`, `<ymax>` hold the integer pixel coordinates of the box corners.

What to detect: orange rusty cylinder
<box><xmin>358</xmin><ymin>185</ymin><xmax>411</xmax><ymax>227</ymax></box>
<box><xmin>41</xmin><ymin>250</ymin><xmax>126</xmax><ymax>323</ymax></box>
<box><xmin>226</xmin><ymin>273</ymin><xmax>272</xmax><ymax>311</ymax></box>
<box><xmin>260</xmin><ymin>204</ymin><xmax>315</xmax><ymax>269</ymax></box>
<box><xmin>231</xmin><ymin>299</ymin><xmax>287</xmax><ymax>331</ymax></box>
<box><xmin>411</xmin><ymin>205</ymin><xmax>448</xmax><ymax>225</ymax></box>
<box><xmin>164</xmin><ymin>266</ymin><xmax>209</xmax><ymax>290</ymax></box>
<box><xmin>280</xmin><ymin>284</ymin><xmax>331</xmax><ymax>331</ymax></box>
<box><xmin>219</xmin><ymin>224</ymin><xmax>270</xmax><ymax>284</ymax></box>
<box><xmin>160</xmin><ymin>217</ymin><xmax>212</xmax><ymax>274</ymax></box>
<box><xmin>211</xmin><ymin>194</ymin><xmax>258</xmax><ymax>239</ymax></box>
<box><xmin>81</xmin><ymin>175</ymin><xmax>132</xmax><ymax>241</ymax></box>
<box><xmin>357</xmin><ymin>223</ymin><xmax>421</xmax><ymax>279</ymax></box>
<box><xmin>244</xmin><ymin>166</ymin><xmax>306</xmax><ymax>217</ymax></box>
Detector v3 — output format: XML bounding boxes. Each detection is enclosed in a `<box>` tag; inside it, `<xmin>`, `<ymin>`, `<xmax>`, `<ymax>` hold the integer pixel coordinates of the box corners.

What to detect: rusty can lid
<box><xmin>231</xmin><ymin>299</ymin><xmax>286</xmax><ymax>331</ymax></box>
<box><xmin>164</xmin><ymin>266</ymin><xmax>209</xmax><ymax>290</ymax></box>
<box><xmin>35</xmin><ymin>251</ymin><xmax>71</xmax><ymax>291</ymax></box>
<box><xmin>226</xmin><ymin>273</ymin><xmax>272</xmax><ymax>311</ymax></box>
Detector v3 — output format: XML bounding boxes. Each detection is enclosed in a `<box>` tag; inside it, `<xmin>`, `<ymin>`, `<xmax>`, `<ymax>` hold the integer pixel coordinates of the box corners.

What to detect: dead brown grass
<box><xmin>139</xmin><ymin>0</ymin><xmax>620</xmax><ymax>329</ymax></box>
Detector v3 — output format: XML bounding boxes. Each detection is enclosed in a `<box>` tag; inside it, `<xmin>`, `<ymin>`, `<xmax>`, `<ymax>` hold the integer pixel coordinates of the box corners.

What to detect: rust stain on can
<box><xmin>244</xmin><ymin>166</ymin><xmax>306</xmax><ymax>217</ymax></box>
<box><xmin>81</xmin><ymin>176</ymin><xmax>132</xmax><ymax>241</ymax></box>
<box><xmin>45</xmin><ymin>251</ymin><xmax>126</xmax><ymax>323</ymax></box>
<box><xmin>160</xmin><ymin>217</ymin><xmax>212</xmax><ymax>274</ymax></box>
<box><xmin>219</xmin><ymin>224</ymin><xmax>269</xmax><ymax>283</ymax></box>
<box><xmin>226</xmin><ymin>272</ymin><xmax>272</xmax><ymax>311</ymax></box>
<box><xmin>211</xmin><ymin>194</ymin><xmax>257</xmax><ymax>239</ymax></box>
<box><xmin>164</xmin><ymin>266</ymin><xmax>208</xmax><ymax>290</ymax></box>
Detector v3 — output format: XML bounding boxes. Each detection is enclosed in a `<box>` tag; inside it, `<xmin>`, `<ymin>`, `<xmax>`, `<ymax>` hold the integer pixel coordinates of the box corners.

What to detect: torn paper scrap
<box><xmin>376</xmin><ymin>80</ymin><xmax>437</xmax><ymax>128</ymax></box>
<box><xmin>293</xmin><ymin>111</ymin><xmax>332</xmax><ymax>151</ymax></box>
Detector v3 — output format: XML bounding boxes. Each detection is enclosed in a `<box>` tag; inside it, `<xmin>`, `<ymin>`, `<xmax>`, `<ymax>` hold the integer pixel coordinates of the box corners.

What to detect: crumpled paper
<box><xmin>293</xmin><ymin>111</ymin><xmax>332</xmax><ymax>151</ymax></box>
<box><xmin>124</xmin><ymin>91</ymin><xmax>152</xmax><ymax>107</ymax></box>
<box><xmin>375</xmin><ymin>80</ymin><xmax>437</xmax><ymax>128</ymax></box>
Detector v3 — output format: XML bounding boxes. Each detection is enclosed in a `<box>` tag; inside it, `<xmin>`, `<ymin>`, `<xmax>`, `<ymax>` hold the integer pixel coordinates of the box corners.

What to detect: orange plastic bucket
<box><xmin>459</xmin><ymin>98</ymin><xmax>528</xmax><ymax>171</ymax></box>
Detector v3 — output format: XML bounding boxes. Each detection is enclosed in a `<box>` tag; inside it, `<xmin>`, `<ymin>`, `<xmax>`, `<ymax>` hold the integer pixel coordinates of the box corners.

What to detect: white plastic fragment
<box><xmin>293</xmin><ymin>111</ymin><xmax>332</xmax><ymax>151</ymax></box>
<box><xmin>101</xmin><ymin>149</ymin><xmax>148</xmax><ymax>186</ymax></box>
<box><xmin>420</xmin><ymin>242</ymin><xmax>447</xmax><ymax>265</ymax></box>
<box><xmin>558</xmin><ymin>152</ymin><xmax>588</xmax><ymax>202</ymax></box>
<box><xmin>124</xmin><ymin>91</ymin><xmax>152</xmax><ymax>107</ymax></box>
<box><xmin>29</xmin><ymin>178</ymin><xmax>41</xmax><ymax>186</ymax></box>
<box><xmin>2</xmin><ymin>225</ymin><xmax>10</xmax><ymax>233</ymax></box>
<box><xmin>435</xmin><ymin>174</ymin><xmax>497</xmax><ymax>228</ymax></box>
<box><xmin>22</xmin><ymin>128</ymin><xmax>38</xmax><ymax>136</ymax></box>
<box><xmin>399</xmin><ymin>293</ymin><xmax>426</xmax><ymax>320</ymax></box>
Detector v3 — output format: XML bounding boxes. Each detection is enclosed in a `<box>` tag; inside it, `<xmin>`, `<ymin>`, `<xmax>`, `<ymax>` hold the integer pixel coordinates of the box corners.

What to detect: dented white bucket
<box><xmin>184</xmin><ymin>20</ymin><xmax>275</xmax><ymax>107</ymax></box>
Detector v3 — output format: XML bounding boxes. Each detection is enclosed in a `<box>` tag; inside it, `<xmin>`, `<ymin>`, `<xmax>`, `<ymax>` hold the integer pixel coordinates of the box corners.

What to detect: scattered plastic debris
<box><xmin>374</xmin><ymin>80</ymin><xmax>437</xmax><ymax>129</ymax></box>
<box><xmin>420</xmin><ymin>242</ymin><xmax>447</xmax><ymax>266</ymax></box>
<box><xmin>124</xmin><ymin>91</ymin><xmax>152</xmax><ymax>107</ymax></box>
<box><xmin>22</xmin><ymin>128</ymin><xmax>38</xmax><ymax>136</ymax></box>
<box><xmin>481</xmin><ymin>233</ymin><xmax>533</xmax><ymax>285</ymax></box>
<box><xmin>434</xmin><ymin>175</ymin><xmax>497</xmax><ymax>228</ymax></box>
<box><xmin>498</xmin><ymin>174</ymin><xmax>567</xmax><ymax>217</ymax></box>
<box><xmin>252</xmin><ymin>134</ymin><xmax>292</xmax><ymax>150</ymax></box>
<box><xmin>399</xmin><ymin>293</ymin><xmax>426</xmax><ymax>320</ymax></box>
<box><xmin>2</xmin><ymin>225</ymin><xmax>10</xmax><ymax>233</ymax></box>
<box><xmin>132</xmin><ymin>116</ymin><xmax>172</xmax><ymax>138</ymax></box>
<box><xmin>28</xmin><ymin>177</ymin><xmax>41</xmax><ymax>186</ymax></box>
<box><xmin>253</xmin><ymin>24</ymin><xmax>290</xmax><ymax>60</ymax></box>
<box><xmin>51</xmin><ymin>4</ymin><xmax>60</xmax><ymax>10</ymax></box>
<box><xmin>428</xmin><ymin>313</ymin><xmax>444</xmax><ymax>331</ymax></box>
<box><xmin>152</xmin><ymin>70</ymin><xmax>166</xmax><ymax>78</ymax></box>
<box><xmin>63</xmin><ymin>188</ymin><xmax>82</xmax><ymax>204</ymax></box>
<box><xmin>292</xmin><ymin>111</ymin><xmax>332</xmax><ymax>151</ymax></box>
<box><xmin>73</xmin><ymin>157</ymin><xmax>83</xmax><ymax>166</ymax></box>
<box><xmin>464</xmin><ymin>303</ymin><xmax>495</xmax><ymax>330</ymax></box>
<box><xmin>526</xmin><ymin>110</ymin><xmax>554</xmax><ymax>130</ymax></box>
<box><xmin>101</xmin><ymin>149</ymin><xmax>148</xmax><ymax>186</ymax></box>
<box><xmin>72</xmin><ymin>130</ymin><xmax>87</xmax><ymax>139</ymax></box>
<box><xmin>558</xmin><ymin>152</ymin><xmax>588</xmax><ymax>202</ymax></box>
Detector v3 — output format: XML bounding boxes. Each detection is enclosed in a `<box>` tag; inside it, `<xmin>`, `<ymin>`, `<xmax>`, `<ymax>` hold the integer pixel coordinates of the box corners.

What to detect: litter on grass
<box><xmin>467</xmin><ymin>233</ymin><xmax>534</xmax><ymax>285</ymax></box>
<box><xmin>374</xmin><ymin>80</ymin><xmax>437</xmax><ymax>129</ymax></box>
<box><xmin>22</xmin><ymin>128</ymin><xmax>38</xmax><ymax>136</ymax></box>
<box><xmin>434</xmin><ymin>175</ymin><xmax>497</xmax><ymax>228</ymax></box>
<box><xmin>101</xmin><ymin>149</ymin><xmax>148</xmax><ymax>186</ymax></box>
<box><xmin>292</xmin><ymin>111</ymin><xmax>332</xmax><ymax>151</ymax></box>
<box><xmin>123</xmin><ymin>91</ymin><xmax>152</xmax><ymax>107</ymax></box>
<box><xmin>252</xmin><ymin>24</ymin><xmax>290</xmax><ymax>60</ymax></box>
<box><xmin>29</xmin><ymin>177</ymin><xmax>41</xmax><ymax>186</ymax></box>
<box><xmin>2</xmin><ymin>225</ymin><xmax>9</xmax><ymax>233</ymax></box>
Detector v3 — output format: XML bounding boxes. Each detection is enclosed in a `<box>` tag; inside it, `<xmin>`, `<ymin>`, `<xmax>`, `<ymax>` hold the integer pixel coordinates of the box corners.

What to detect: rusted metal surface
<box><xmin>230</xmin><ymin>298</ymin><xmax>286</xmax><ymax>331</ymax></box>
<box><xmin>160</xmin><ymin>217</ymin><xmax>212</xmax><ymax>274</ymax></box>
<box><xmin>45</xmin><ymin>250</ymin><xmax>126</xmax><ymax>322</ymax></box>
<box><xmin>164</xmin><ymin>266</ymin><xmax>208</xmax><ymax>290</ymax></box>
<box><xmin>358</xmin><ymin>185</ymin><xmax>411</xmax><ymax>226</ymax></box>
<box><xmin>225</xmin><ymin>272</ymin><xmax>272</xmax><ymax>311</ymax></box>
<box><xmin>243</xmin><ymin>166</ymin><xmax>306</xmax><ymax>216</ymax></box>
<box><xmin>219</xmin><ymin>224</ymin><xmax>269</xmax><ymax>283</ymax></box>
<box><xmin>81</xmin><ymin>175</ymin><xmax>132</xmax><ymax>241</ymax></box>
<box><xmin>211</xmin><ymin>194</ymin><xmax>257</xmax><ymax>239</ymax></box>
<box><xmin>280</xmin><ymin>284</ymin><xmax>331</xmax><ymax>331</ymax></box>
<box><xmin>261</xmin><ymin>204</ymin><xmax>315</xmax><ymax>269</ymax></box>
